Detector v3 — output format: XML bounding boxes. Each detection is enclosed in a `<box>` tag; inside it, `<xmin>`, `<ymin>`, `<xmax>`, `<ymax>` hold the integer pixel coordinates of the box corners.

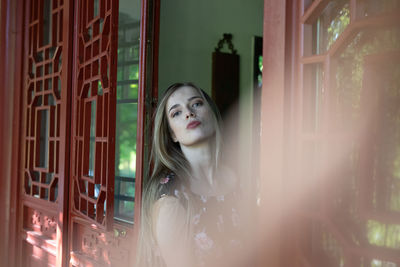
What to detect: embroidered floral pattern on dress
<box><xmin>190</xmin><ymin>191</ymin><xmax>243</xmax><ymax>266</ymax></box>
<box><xmin>156</xmin><ymin>172</ymin><xmax>242</xmax><ymax>267</ymax></box>
<box><xmin>216</xmin><ymin>214</ymin><xmax>224</xmax><ymax>232</ymax></box>
<box><xmin>232</xmin><ymin>207</ymin><xmax>239</xmax><ymax>227</ymax></box>
<box><xmin>216</xmin><ymin>195</ymin><xmax>224</xmax><ymax>202</ymax></box>
<box><xmin>173</xmin><ymin>189</ymin><xmax>180</xmax><ymax>198</ymax></box>
<box><xmin>200</xmin><ymin>195</ymin><xmax>208</xmax><ymax>203</ymax></box>
<box><xmin>160</xmin><ymin>173</ymin><xmax>175</xmax><ymax>184</ymax></box>
<box><xmin>194</xmin><ymin>230</ymin><xmax>214</xmax><ymax>250</ymax></box>
<box><xmin>160</xmin><ymin>177</ymin><xmax>170</xmax><ymax>184</ymax></box>
<box><xmin>193</xmin><ymin>214</ymin><xmax>201</xmax><ymax>225</ymax></box>
<box><xmin>182</xmin><ymin>191</ymin><xmax>190</xmax><ymax>200</ymax></box>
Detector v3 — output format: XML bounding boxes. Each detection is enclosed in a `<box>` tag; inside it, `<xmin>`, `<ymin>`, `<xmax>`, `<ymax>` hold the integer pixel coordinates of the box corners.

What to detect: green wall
<box><xmin>158</xmin><ymin>0</ymin><xmax>264</xmax><ymax>97</ymax></box>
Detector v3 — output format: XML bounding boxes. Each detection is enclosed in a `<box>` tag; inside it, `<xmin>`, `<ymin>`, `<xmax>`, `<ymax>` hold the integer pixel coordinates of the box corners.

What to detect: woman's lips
<box><xmin>187</xmin><ymin>120</ymin><xmax>201</xmax><ymax>129</ymax></box>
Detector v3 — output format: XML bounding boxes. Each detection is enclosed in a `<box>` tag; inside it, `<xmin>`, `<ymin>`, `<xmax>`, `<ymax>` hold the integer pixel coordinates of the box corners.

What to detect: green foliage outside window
<box><xmin>114</xmin><ymin>10</ymin><xmax>140</xmax><ymax>223</ymax></box>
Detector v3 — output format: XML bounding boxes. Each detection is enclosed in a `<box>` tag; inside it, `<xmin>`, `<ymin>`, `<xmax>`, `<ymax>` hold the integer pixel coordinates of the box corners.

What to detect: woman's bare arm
<box><xmin>152</xmin><ymin>196</ymin><xmax>191</xmax><ymax>267</ymax></box>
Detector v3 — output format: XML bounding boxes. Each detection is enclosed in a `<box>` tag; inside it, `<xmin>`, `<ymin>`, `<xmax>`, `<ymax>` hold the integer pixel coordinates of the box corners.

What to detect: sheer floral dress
<box><xmin>157</xmin><ymin>173</ymin><xmax>243</xmax><ymax>267</ymax></box>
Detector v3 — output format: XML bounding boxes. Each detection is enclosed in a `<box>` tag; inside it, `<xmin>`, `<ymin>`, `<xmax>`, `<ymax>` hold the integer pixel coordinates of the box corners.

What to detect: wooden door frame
<box><xmin>58</xmin><ymin>0</ymin><xmax>74</xmax><ymax>266</ymax></box>
<box><xmin>0</xmin><ymin>0</ymin><xmax>159</xmax><ymax>265</ymax></box>
<box><xmin>258</xmin><ymin>0</ymin><xmax>298</xmax><ymax>266</ymax></box>
<box><xmin>0</xmin><ymin>0</ymin><xmax>25</xmax><ymax>266</ymax></box>
<box><xmin>0</xmin><ymin>0</ymin><xmax>74</xmax><ymax>266</ymax></box>
<box><xmin>67</xmin><ymin>0</ymin><xmax>160</xmax><ymax>265</ymax></box>
<box><xmin>133</xmin><ymin>0</ymin><xmax>160</xmax><ymax>252</ymax></box>
<box><xmin>19</xmin><ymin>0</ymin><xmax>74</xmax><ymax>265</ymax></box>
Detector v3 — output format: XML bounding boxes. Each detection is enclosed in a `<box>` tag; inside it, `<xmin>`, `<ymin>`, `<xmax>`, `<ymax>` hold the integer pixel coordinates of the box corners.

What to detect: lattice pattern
<box><xmin>72</xmin><ymin>0</ymin><xmax>117</xmax><ymax>227</ymax></box>
<box><xmin>23</xmin><ymin>0</ymin><xmax>64</xmax><ymax>202</ymax></box>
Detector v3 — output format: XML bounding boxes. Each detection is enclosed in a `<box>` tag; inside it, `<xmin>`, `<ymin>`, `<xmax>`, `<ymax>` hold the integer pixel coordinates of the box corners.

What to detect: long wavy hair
<box><xmin>136</xmin><ymin>82</ymin><xmax>222</xmax><ymax>267</ymax></box>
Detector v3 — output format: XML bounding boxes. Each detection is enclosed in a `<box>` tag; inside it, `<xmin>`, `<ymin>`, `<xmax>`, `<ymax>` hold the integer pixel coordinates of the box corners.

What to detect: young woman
<box><xmin>136</xmin><ymin>83</ymin><xmax>243</xmax><ymax>267</ymax></box>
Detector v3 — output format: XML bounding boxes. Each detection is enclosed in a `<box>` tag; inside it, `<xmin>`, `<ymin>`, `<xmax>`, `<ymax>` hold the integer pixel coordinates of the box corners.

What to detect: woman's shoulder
<box><xmin>152</xmin><ymin>173</ymin><xmax>187</xmax><ymax>232</ymax></box>
<box><xmin>152</xmin><ymin>195</ymin><xmax>192</xmax><ymax>267</ymax></box>
<box><xmin>157</xmin><ymin>172</ymin><xmax>177</xmax><ymax>197</ymax></box>
<box><xmin>157</xmin><ymin>172</ymin><xmax>191</xmax><ymax>201</ymax></box>
<box><xmin>151</xmin><ymin>196</ymin><xmax>187</xmax><ymax>245</ymax></box>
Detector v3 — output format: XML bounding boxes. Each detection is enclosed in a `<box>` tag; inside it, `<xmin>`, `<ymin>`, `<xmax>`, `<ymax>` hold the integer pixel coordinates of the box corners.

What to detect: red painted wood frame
<box><xmin>133</xmin><ymin>0</ymin><xmax>161</xmax><ymax>242</ymax></box>
<box><xmin>0</xmin><ymin>0</ymin><xmax>25</xmax><ymax>266</ymax></box>
<box><xmin>70</xmin><ymin>0</ymin><xmax>119</xmax><ymax>230</ymax></box>
<box><xmin>68</xmin><ymin>0</ymin><xmax>121</xmax><ymax>264</ymax></box>
<box><xmin>68</xmin><ymin>0</ymin><xmax>159</xmax><ymax>266</ymax></box>
<box><xmin>259</xmin><ymin>1</ymin><xmax>400</xmax><ymax>266</ymax></box>
<box><xmin>291</xmin><ymin>0</ymin><xmax>400</xmax><ymax>266</ymax></box>
<box><xmin>10</xmin><ymin>0</ymin><xmax>75</xmax><ymax>266</ymax></box>
<box><xmin>257</xmin><ymin>0</ymin><xmax>288</xmax><ymax>266</ymax></box>
<box><xmin>1</xmin><ymin>0</ymin><xmax>159</xmax><ymax>265</ymax></box>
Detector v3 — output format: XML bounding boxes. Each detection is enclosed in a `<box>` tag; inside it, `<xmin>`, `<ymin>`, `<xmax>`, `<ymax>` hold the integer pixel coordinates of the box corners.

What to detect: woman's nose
<box><xmin>186</xmin><ymin>109</ymin><xmax>195</xmax><ymax>119</ymax></box>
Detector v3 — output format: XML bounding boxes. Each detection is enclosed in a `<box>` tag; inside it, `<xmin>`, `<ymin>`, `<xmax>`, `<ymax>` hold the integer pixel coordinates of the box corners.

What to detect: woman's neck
<box><xmin>180</xmin><ymin>141</ymin><xmax>214</xmax><ymax>186</ymax></box>
<box><xmin>180</xmin><ymin>143</ymin><xmax>236</xmax><ymax>197</ymax></box>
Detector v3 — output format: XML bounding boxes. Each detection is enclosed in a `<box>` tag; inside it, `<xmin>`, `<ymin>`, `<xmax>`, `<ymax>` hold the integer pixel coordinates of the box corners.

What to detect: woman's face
<box><xmin>165</xmin><ymin>86</ymin><xmax>216</xmax><ymax>147</ymax></box>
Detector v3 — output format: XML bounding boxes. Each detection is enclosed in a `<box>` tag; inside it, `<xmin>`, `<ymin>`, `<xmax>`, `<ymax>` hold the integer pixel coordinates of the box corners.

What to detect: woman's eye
<box><xmin>172</xmin><ymin>111</ymin><xmax>181</xmax><ymax>117</ymax></box>
<box><xmin>192</xmin><ymin>101</ymin><xmax>203</xmax><ymax>108</ymax></box>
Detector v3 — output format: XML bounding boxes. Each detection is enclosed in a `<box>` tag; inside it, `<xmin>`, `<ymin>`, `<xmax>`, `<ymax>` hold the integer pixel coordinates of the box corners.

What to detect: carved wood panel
<box><xmin>71</xmin><ymin>0</ymin><xmax>118</xmax><ymax>229</ymax></box>
<box><xmin>24</xmin><ymin>0</ymin><xmax>63</xmax><ymax>203</ymax></box>
<box><xmin>68</xmin><ymin>0</ymin><xmax>158</xmax><ymax>265</ymax></box>
<box><xmin>69</xmin><ymin>219</ymin><xmax>133</xmax><ymax>266</ymax></box>
<box><xmin>17</xmin><ymin>0</ymin><xmax>153</xmax><ymax>265</ymax></box>
<box><xmin>24</xmin><ymin>206</ymin><xmax>58</xmax><ymax>240</ymax></box>
<box><xmin>20</xmin><ymin>0</ymin><xmax>72</xmax><ymax>266</ymax></box>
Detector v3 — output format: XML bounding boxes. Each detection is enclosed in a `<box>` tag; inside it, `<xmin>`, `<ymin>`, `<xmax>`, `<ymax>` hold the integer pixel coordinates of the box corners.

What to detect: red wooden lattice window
<box><xmin>24</xmin><ymin>0</ymin><xmax>64</xmax><ymax>202</ymax></box>
<box><xmin>72</xmin><ymin>0</ymin><xmax>119</xmax><ymax>229</ymax></box>
<box><xmin>293</xmin><ymin>0</ymin><xmax>400</xmax><ymax>266</ymax></box>
<box><xmin>69</xmin><ymin>0</ymin><xmax>153</xmax><ymax>265</ymax></box>
<box><xmin>19</xmin><ymin>0</ymin><xmax>73</xmax><ymax>266</ymax></box>
<box><xmin>17</xmin><ymin>0</ymin><xmax>153</xmax><ymax>265</ymax></box>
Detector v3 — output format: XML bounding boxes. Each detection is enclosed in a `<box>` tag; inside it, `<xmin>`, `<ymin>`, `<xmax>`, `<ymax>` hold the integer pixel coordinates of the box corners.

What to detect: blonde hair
<box><xmin>136</xmin><ymin>83</ymin><xmax>222</xmax><ymax>267</ymax></box>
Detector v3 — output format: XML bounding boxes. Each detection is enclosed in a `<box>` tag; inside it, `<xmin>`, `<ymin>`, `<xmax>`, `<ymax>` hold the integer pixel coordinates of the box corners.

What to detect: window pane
<box><xmin>303</xmin><ymin>0</ymin><xmax>350</xmax><ymax>56</ymax></box>
<box><xmin>38</xmin><ymin>109</ymin><xmax>49</xmax><ymax>168</ymax></box>
<box><xmin>300</xmin><ymin>5</ymin><xmax>400</xmax><ymax>263</ymax></box>
<box><xmin>23</xmin><ymin>0</ymin><xmax>61</xmax><ymax>203</ymax></box>
<box><xmin>303</xmin><ymin>27</ymin><xmax>400</xmax><ymax>265</ymax></box>
<box><xmin>356</xmin><ymin>0</ymin><xmax>400</xmax><ymax>19</ymax></box>
<box><xmin>88</xmin><ymin>99</ymin><xmax>96</xmax><ymax>177</ymax></box>
<box><xmin>303</xmin><ymin>63</ymin><xmax>324</xmax><ymax>132</ymax></box>
<box><xmin>114</xmin><ymin>0</ymin><xmax>140</xmax><ymax>223</ymax></box>
<box><xmin>367</xmin><ymin>220</ymin><xmax>400</xmax><ymax>249</ymax></box>
<box><xmin>42</xmin><ymin>0</ymin><xmax>52</xmax><ymax>46</ymax></box>
<box><xmin>334</xmin><ymin>28</ymin><xmax>400</xmax><ymax>131</ymax></box>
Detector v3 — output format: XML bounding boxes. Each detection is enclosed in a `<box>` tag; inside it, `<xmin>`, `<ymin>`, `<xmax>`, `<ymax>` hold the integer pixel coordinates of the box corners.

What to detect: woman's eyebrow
<box><xmin>187</xmin><ymin>96</ymin><xmax>202</xmax><ymax>101</ymax></box>
<box><xmin>168</xmin><ymin>96</ymin><xmax>202</xmax><ymax>113</ymax></box>
<box><xmin>168</xmin><ymin>104</ymin><xmax>180</xmax><ymax>113</ymax></box>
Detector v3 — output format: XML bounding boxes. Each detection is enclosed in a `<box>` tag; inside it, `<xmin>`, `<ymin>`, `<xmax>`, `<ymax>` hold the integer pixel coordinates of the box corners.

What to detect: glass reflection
<box><xmin>114</xmin><ymin>0</ymin><xmax>141</xmax><ymax>223</ymax></box>
<box><xmin>88</xmin><ymin>100</ymin><xmax>96</xmax><ymax>177</ymax></box>
<box><xmin>335</xmin><ymin>28</ymin><xmax>400</xmax><ymax>130</ymax></box>
<box><xmin>38</xmin><ymin>109</ymin><xmax>49</xmax><ymax>168</ymax></box>
<box><xmin>303</xmin><ymin>63</ymin><xmax>324</xmax><ymax>132</ymax></box>
<box><xmin>304</xmin><ymin>0</ymin><xmax>350</xmax><ymax>56</ymax></box>
<box><xmin>42</xmin><ymin>0</ymin><xmax>52</xmax><ymax>46</ymax></box>
<box><xmin>356</xmin><ymin>0</ymin><xmax>400</xmax><ymax>19</ymax></box>
<box><xmin>302</xmin><ymin>3</ymin><xmax>400</xmax><ymax>263</ymax></box>
<box><xmin>370</xmin><ymin>259</ymin><xmax>397</xmax><ymax>267</ymax></box>
<box><xmin>367</xmin><ymin>220</ymin><xmax>400</xmax><ymax>249</ymax></box>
